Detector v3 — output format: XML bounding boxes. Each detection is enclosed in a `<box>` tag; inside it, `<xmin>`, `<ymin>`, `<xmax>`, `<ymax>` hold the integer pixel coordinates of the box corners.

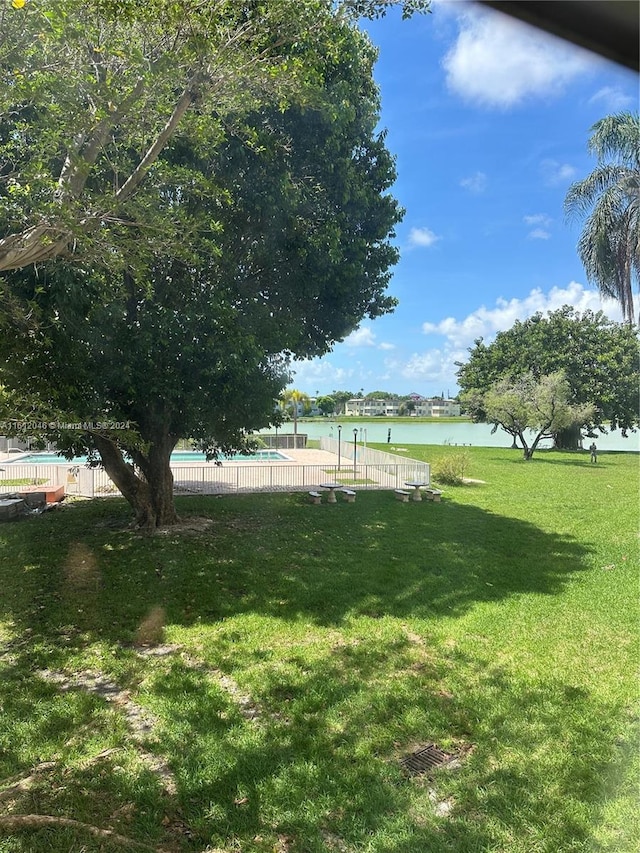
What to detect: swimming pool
<box><xmin>7</xmin><ymin>450</ymin><xmax>291</xmax><ymax>465</ymax></box>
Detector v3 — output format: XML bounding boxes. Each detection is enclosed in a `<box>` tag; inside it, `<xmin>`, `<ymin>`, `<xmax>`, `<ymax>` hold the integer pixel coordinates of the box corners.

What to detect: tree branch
<box><xmin>115</xmin><ymin>72</ymin><xmax>205</xmax><ymax>203</ymax></box>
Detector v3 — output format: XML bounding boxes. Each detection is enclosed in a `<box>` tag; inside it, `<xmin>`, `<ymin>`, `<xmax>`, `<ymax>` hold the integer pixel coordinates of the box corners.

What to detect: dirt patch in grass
<box><xmin>153</xmin><ymin>516</ymin><xmax>214</xmax><ymax>536</ymax></box>
<box><xmin>37</xmin><ymin>668</ymin><xmax>177</xmax><ymax>796</ymax></box>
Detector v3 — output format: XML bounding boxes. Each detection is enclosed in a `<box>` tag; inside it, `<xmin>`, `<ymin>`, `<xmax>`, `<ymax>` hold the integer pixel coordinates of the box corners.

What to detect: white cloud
<box><xmin>524</xmin><ymin>213</ymin><xmax>552</xmax><ymax>228</ymax></box>
<box><xmin>401</xmin><ymin>347</ymin><xmax>466</xmax><ymax>385</ymax></box>
<box><xmin>442</xmin><ymin>5</ymin><xmax>593</xmax><ymax>109</ymax></box>
<box><xmin>589</xmin><ymin>86</ymin><xmax>635</xmax><ymax>111</ymax></box>
<box><xmin>540</xmin><ymin>159</ymin><xmax>577</xmax><ymax>186</ymax></box>
<box><xmin>408</xmin><ymin>282</ymin><xmax>623</xmax><ymax>388</ymax></box>
<box><xmin>288</xmin><ymin>359</ymin><xmax>355</xmax><ymax>390</ymax></box>
<box><xmin>342</xmin><ymin>325</ymin><xmax>395</xmax><ymax>351</ymax></box>
<box><xmin>460</xmin><ymin>171</ymin><xmax>487</xmax><ymax>193</ymax></box>
<box><xmin>422</xmin><ymin>282</ymin><xmax>622</xmax><ymax>350</ymax></box>
<box><xmin>290</xmin><ymin>285</ymin><xmax>624</xmax><ymax>396</ymax></box>
<box><xmin>344</xmin><ymin>326</ymin><xmax>376</xmax><ymax>347</ymax></box>
<box><xmin>524</xmin><ymin>214</ymin><xmax>553</xmax><ymax>238</ymax></box>
<box><xmin>408</xmin><ymin>226</ymin><xmax>441</xmax><ymax>248</ymax></box>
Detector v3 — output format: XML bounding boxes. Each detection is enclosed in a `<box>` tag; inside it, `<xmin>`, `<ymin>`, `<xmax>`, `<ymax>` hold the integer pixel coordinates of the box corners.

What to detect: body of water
<box><xmin>265</xmin><ymin>420</ymin><xmax>639</xmax><ymax>452</ymax></box>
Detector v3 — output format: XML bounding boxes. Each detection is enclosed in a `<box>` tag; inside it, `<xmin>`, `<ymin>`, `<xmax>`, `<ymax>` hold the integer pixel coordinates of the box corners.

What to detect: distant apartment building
<box><xmin>344</xmin><ymin>398</ymin><xmax>399</xmax><ymax>417</ymax></box>
<box><xmin>419</xmin><ymin>399</ymin><xmax>461</xmax><ymax>417</ymax></box>
<box><xmin>344</xmin><ymin>396</ymin><xmax>461</xmax><ymax>417</ymax></box>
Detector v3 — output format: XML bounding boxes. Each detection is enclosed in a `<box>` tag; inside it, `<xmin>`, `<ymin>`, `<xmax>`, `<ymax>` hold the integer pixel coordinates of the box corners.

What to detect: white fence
<box><xmin>319</xmin><ymin>437</ymin><xmax>427</xmax><ymax>470</ymax></box>
<box><xmin>0</xmin><ymin>464</ymin><xmax>70</xmax><ymax>492</ymax></box>
<box><xmin>0</xmin><ymin>457</ymin><xmax>430</xmax><ymax>498</ymax></box>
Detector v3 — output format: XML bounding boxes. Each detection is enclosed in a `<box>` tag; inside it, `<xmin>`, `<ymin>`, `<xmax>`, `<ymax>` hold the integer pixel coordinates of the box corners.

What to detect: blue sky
<box><xmin>289</xmin><ymin>0</ymin><xmax>638</xmax><ymax>398</ymax></box>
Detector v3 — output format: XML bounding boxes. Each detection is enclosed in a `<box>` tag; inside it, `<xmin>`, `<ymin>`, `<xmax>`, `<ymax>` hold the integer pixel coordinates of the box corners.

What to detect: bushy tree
<box><xmin>467</xmin><ymin>371</ymin><xmax>594</xmax><ymax>459</ymax></box>
<box><xmin>316</xmin><ymin>395</ymin><xmax>336</xmax><ymax>416</ymax></box>
<box><xmin>398</xmin><ymin>400</ymin><xmax>416</xmax><ymax>415</ymax></box>
<box><xmin>0</xmin><ymin>5</ymin><xmax>403</xmax><ymax>528</ymax></box>
<box><xmin>331</xmin><ymin>390</ymin><xmax>358</xmax><ymax>414</ymax></box>
<box><xmin>457</xmin><ymin>308</ymin><xmax>639</xmax><ymax>449</ymax></box>
<box><xmin>0</xmin><ymin>0</ymin><xmax>429</xmax><ymax>273</ymax></box>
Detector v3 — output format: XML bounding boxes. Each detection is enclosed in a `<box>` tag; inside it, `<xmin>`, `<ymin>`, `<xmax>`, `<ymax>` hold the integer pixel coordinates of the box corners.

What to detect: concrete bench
<box><xmin>424</xmin><ymin>488</ymin><xmax>442</xmax><ymax>502</ymax></box>
<box><xmin>0</xmin><ymin>498</ymin><xmax>25</xmax><ymax>520</ymax></box>
<box><xmin>341</xmin><ymin>488</ymin><xmax>356</xmax><ymax>503</ymax></box>
<box><xmin>394</xmin><ymin>489</ymin><xmax>410</xmax><ymax>502</ymax></box>
<box><xmin>308</xmin><ymin>491</ymin><xmax>322</xmax><ymax>505</ymax></box>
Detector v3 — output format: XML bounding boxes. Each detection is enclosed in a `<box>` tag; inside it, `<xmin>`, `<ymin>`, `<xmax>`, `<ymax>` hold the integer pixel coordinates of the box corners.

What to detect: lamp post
<box><xmin>274</xmin><ymin>424</ymin><xmax>278</xmax><ymax>449</ymax></box>
<box><xmin>337</xmin><ymin>424</ymin><xmax>342</xmax><ymax>472</ymax></box>
<box><xmin>353</xmin><ymin>428</ymin><xmax>358</xmax><ymax>479</ymax></box>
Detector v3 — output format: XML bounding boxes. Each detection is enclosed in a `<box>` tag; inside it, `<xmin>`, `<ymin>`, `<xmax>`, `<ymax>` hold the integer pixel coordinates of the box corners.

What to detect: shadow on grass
<box><xmin>90</xmin><ymin>640</ymin><xmax>632</xmax><ymax>852</ymax></box>
<box><xmin>0</xmin><ymin>495</ymin><xmax>632</xmax><ymax>852</ymax></box>
<box><xmin>0</xmin><ymin>491</ymin><xmax>592</xmax><ymax>647</ymax></box>
<box><xmin>1</xmin><ymin>630</ymin><xmax>634</xmax><ymax>852</ymax></box>
<box><xmin>500</xmin><ymin>448</ymin><xmax>635</xmax><ymax>467</ymax></box>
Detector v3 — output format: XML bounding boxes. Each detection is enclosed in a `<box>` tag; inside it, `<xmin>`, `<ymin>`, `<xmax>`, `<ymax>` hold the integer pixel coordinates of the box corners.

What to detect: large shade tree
<box><xmin>0</xmin><ymin>3</ymin><xmax>405</xmax><ymax>528</ymax></box>
<box><xmin>0</xmin><ymin>0</ymin><xmax>428</xmax><ymax>273</ymax></box>
<box><xmin>565</xmin><ymin>112</ymin><xmax>640</xmax><ymax>324</ymax></box>
<box><xmin>457</xmin><ymin>307</ymin><xmax>639</xmax><ymax>450</ymax></box>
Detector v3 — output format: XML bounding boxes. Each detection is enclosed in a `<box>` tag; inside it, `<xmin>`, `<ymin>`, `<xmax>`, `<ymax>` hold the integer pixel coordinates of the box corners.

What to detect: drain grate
<box><xmin>400</xmin><ymin>743</ymin><xmax>455</xmax><ymax>776</ymax></box>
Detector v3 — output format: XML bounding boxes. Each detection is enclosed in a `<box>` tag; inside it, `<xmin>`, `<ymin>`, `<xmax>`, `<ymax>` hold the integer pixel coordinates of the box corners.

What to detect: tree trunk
<box><xmin>525</xmin><ymin>426</ymin><xmax>553</xmax><ymax>460</ymax></box>
<box><xmin>141</xmin><ymin>441</ymin><xmax>179</xmax><ymax>528</ymax></box>
<box><xmin>92</xmin><ymin>434</ymin><xmax>178</xmax><ymax>530</ymax></box>
<box><xmin>553</xmin><ymin>423</ymin><xmax>582</xmax><ymax>450</ymax></box>
<box><xmin>516</xmin><ymin>431</ymin><xmax>532</xmax><ymax>459</ymax></box>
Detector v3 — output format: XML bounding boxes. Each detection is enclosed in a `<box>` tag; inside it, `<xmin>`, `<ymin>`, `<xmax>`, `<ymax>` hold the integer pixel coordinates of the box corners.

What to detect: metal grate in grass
<box><xmin>400</xmin><ymin>743</ymin><xmax>456</xmax><ymax>776</ymax></box>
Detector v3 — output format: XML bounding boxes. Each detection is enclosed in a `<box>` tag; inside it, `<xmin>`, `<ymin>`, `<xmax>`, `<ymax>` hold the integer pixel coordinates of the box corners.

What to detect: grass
<box><xmin>0</xmin><ymin>478</ymin><xmax>49</xmax><ymax>487</ymax></box>
<box><xmin>322</xmin><ymin>471</ymin><xmax>377</xmax><ymax>485</ymax></box>
<box><xmin>0</xmin><ymin>446</ymin><xmax>638</xmax><ymax>852</ymax></box>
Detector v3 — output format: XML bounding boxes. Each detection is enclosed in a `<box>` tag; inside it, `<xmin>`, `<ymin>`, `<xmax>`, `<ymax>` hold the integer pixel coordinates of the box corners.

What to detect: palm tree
<box><xmin>565</xmin><ymin>112</ymin><xmax>640</xmax><ymax>324</ymax></box>
<box><xmin>280</xmin><ymin>388</ymin><xmax>310</xmax><ymax>436</ymax></box>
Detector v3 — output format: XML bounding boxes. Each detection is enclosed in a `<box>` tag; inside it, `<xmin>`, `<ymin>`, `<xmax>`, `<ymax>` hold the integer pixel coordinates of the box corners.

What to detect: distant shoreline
<box><xmin>297</xmin><ymin>415</ymin><xmax>471</xmax><ymax>425</ymax></box>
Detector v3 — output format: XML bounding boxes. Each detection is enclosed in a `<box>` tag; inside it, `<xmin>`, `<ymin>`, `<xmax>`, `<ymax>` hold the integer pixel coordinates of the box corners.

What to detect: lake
<box><xmin>263</xmin><ymin>420</ymin><xmax>639</xmax><ymax>452</ymax></box>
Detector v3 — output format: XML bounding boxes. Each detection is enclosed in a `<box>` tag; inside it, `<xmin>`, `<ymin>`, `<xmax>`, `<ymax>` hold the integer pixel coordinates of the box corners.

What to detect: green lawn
<box><xmin>0</xmin><ymin>446</ymin><xmax>637</xmax><ymax>852</ymax></box>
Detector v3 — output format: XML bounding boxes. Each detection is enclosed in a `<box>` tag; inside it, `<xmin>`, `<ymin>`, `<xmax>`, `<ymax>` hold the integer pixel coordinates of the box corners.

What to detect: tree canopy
<box><xmin>0</xmin><ymin>1</ymin><xmax>405</xmax><ymax>528</ymax></box>
<box><xmin>456</xmin><ymin>307</ymin><xmax>639</xmax><ymax>449</ymax></box>
<box><xmin>316</xmin><ymin>395</ymin><xmax>336</xmax><ymax>415</ymax></box>
<box><xmin>0</xmin><ymin>0</ymin><xmax>428</xmax><ymax>273</ymax></box>
<box><xmin>467</xmin><ymin>371</ymin><xmax>594</xmax><ymax>459</ymax></box>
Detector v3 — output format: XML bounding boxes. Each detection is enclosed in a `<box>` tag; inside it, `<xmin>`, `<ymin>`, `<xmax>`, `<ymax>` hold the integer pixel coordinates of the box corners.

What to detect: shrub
<box><xmin>433</xmin><ymin>451</ymin><xmax>471</xmax><ymax>485</ymax></box>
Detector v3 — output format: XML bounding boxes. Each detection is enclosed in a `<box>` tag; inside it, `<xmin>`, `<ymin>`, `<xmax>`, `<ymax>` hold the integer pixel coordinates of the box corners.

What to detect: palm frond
<box><xmin>567</xmin><ymin>111</ymin><xmax>639</xmax><ymax>323</ymax></box>
<box><xmin>587</xmin><ymin>112</ymin><xmax>640</xmax><ymax>168</ymax></box>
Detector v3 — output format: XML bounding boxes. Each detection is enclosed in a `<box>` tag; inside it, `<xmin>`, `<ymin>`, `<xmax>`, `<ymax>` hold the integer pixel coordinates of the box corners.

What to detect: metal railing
<box><xmin>319</xmin><ymin>437</ymin><xmax>430</xmax><ymax>472</ymax></box>
<box><xmin>258</xmin><ymin>433</ymin><xmax>308</xmax><ymax>449</ymax></box>
<box><xmin>0</xmin><ymin>464</ymin><xmax>70</xmax><ymax>492</ymax></box>
<box><xmin>0</xmin><ymin>459</ymin><xmax>430</xmax><ymax>498</ymax></box>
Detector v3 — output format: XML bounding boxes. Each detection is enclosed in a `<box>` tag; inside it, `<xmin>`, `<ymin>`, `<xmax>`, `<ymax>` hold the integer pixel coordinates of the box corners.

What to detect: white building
<box><xmin>344</xmin><ymin>398</ymin><xmax>399</xmax><ymax>417</ymax></box>
<box><xmin>344</xmin><ymin>397</ymin><xmax>460</xmax><ymax>417</ymax></box>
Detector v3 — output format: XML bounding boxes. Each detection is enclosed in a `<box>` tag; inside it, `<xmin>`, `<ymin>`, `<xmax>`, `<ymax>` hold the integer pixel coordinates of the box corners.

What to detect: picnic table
<box><xmin>404</xmin><ymin>480</ymin><xmax>429</xmax><ymax>502</ymax></box>
<box><xmin>320</xmin><ymin>483</ymin><xmax>342</xmax><ymax>504</ymax></box>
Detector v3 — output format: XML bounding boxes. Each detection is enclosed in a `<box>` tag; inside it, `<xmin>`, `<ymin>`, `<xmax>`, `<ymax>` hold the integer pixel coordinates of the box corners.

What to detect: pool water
<box><xmin>8</xmin><ymin>450</ymin><xmax>290</xmax><ymax>465</ymax></box>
